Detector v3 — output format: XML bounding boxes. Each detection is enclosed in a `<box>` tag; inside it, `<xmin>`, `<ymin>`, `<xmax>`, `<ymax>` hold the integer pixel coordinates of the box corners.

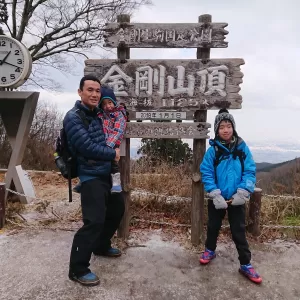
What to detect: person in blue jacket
<box><xmin>199</xmin><ymin>108</ymin><xmax>262</xmax><ymax>284</ymax></box>
<box><xmin>64</xmin><ymin>75</ymin><xmax>125</xmax><ymax>287</ymax></box>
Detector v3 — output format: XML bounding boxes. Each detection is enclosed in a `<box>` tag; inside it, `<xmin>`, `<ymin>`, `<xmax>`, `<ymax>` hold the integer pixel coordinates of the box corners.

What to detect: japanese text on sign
<box><xmin>135</xmin><ymin>111</ymin><xmax>187</xmax><ymax>120</ymax></box>
<box><xmin>101</xmin><ymin>64</ymin><xmax>228</xmax><ymax>98</ymax></box>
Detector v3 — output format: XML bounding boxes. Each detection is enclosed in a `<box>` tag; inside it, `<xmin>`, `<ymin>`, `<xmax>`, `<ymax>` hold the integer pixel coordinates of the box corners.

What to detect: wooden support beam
<box><xmin>0</xmin><ymin>183</ymin><xmax>5</xmax><ymax>229</ymax></box>
<box><xmin>191</xmin><ymin>14</ymin><xmax>212</xmax><ymax>246</ymax></box>
<box><xmin>117</xmin><ymin>14</ymin><xmax>131</xmax><ymax>239</ymax></box>
<box><xmin>0</xmin><ymin>91</ymin><xmax>39</xmax><ymax>203</ymax></box>
<box><xmin>248</xmin><ymin>188</ymin><xmax>262</xmax><ymax>236</ymax></box>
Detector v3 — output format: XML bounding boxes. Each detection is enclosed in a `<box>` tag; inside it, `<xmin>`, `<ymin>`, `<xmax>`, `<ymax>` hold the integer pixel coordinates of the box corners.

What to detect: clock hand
<box><xmin>3</xmin><ymin>61</ymin><xmax>23</xmax><ymax>69</ymax></box>
<box><xmin>0</xmin><ymin>51</ymin><xmax>11</xmax><ymax>66</ymax></box>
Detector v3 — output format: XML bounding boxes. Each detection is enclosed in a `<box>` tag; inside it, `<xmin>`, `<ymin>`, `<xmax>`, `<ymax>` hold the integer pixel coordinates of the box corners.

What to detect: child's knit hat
<box><xmin>99</xmin><ymin>87</ymin><xmax>117</xmax><ymax>107</ymax></box>
<box><xmin>214</xmin><ymin>108</ymin><xmax>236</xmax><ymax>135</ymax></box>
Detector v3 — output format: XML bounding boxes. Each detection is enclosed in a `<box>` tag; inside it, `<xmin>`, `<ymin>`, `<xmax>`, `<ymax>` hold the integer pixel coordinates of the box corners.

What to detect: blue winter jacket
<box><xmin>200</xmin><ymin>137</ymin><xmax>256</xmax><ymax>200</ymax></box>
<box><xmin>63</xmin><ymin>100</ymin><xmax>116</xmax><ymax>180</ymax></box>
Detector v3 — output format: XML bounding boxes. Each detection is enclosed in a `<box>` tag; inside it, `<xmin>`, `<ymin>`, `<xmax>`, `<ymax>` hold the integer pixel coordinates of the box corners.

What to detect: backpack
<box><xmin>54</xmin><ymin>109</ymin><xmax>90</xmax><ymax>201</ymax></box>
<box><xmin>213</xmin><ymin>145</ymin><xmax>246</xmax><ymax>184</ymax></box>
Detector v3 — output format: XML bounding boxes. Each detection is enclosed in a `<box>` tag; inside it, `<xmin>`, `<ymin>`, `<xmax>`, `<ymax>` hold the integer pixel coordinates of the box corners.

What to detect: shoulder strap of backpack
<box><xmin>75</xmin><ymin>109</ymin><xmax>90</xmax><ymax>128</ymax></box>
<box><xmin>232</xmin><ymin>148</ymin><xmax>246</xmax><ymax>177</ymax></box>
<box><xmin>213</xmin><ymin>145</ymin><xmax>223</xmax><ymax>184</ymax></box>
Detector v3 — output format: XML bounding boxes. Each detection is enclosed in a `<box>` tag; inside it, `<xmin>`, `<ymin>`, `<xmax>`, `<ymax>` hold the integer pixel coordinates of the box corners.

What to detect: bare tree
<box><xmin>0</xmin><ymin>0</ymin><xmax>151</xmax><ymax>88</ymax></box>
<box><xmin>0</xmin><ymin>100</ymin><xmax>63</xmax><ymax>170</ymax></box>
<box><xmin>23</xmin><ymin>100</ymin><xmax>63</xmax><ymax>170</ymax></box>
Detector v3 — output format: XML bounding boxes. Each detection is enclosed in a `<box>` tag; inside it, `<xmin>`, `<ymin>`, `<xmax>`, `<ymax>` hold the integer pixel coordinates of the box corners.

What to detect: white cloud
<box><xmin>38</xmin><ymin>90</ymin><xmax>78</xmax><ymax>114</ymax></box>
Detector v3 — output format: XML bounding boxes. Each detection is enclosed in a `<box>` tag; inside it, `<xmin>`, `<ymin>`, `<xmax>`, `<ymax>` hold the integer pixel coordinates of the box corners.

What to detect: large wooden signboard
<box><xmin>98</xmin><ymin>14</ymin><xmax>246</xmax><ymax>246</ymax></box>
<box><xmin>103</xmin><ymin>22</ymin><xmax>228</xmax><ymax>48</ymax></box>
<box><xmin>85</xmin><ymin>58</ymin><xmax>244</xmax><ymax>111</ymax></box>
<box><xmin>124</xmin><ymin>122</ymin><xmax>210</xmax><ymax>139</ymax></box>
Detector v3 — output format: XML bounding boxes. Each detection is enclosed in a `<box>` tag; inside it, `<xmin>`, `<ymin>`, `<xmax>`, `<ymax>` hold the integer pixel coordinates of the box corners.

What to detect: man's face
<box><xmin>78</xmin><ymin>80</ymin><xmax>101</xmax><ymax>109</ymax></box>
<box><xmin>218</xmin><ymin>120</ymin><xmax>233</xmax><ymax>142</ymax></box>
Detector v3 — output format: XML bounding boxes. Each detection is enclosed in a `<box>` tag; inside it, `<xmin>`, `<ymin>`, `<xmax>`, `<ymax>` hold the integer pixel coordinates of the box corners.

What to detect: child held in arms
<box><xmin>73</xmin><ymin>87</ymin><xmax>127</xmax><ymax>194</ymax></box>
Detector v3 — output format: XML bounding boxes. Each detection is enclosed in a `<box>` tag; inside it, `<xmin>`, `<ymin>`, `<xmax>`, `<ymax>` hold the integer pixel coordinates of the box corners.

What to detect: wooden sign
<box><xmin>85</xmin><ymin>58</ymin><xmax>244</xmax><ymax>111</ymax></box>
<box><xmin>103</xmin><ymin>23</ymin><xmax>228</xmax><ymax>48</ymax></box>
<box><xmin>128</xmin><ymin>110</ymin><xmax>195</xmax><ymax>120</ymax></box>
<box><xmin>124</xmin><ymin>122</ymin><xmax>210</xmax><ymax>139</ymax></box>
<box><xmin>135</xmin><ymin>111</ymin><xmax>187</xmax><ymax>120</ymax></box>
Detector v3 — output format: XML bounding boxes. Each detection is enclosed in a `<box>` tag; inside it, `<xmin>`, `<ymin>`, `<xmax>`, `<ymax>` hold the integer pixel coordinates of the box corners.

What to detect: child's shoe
<box><xmin>111</xmin><ymin>173</ymin><xmax>122</xmax><ymax>193</ymax></box>
<box><xmin>239</xmin><ymin>263</ymin><xmax>262</xmax><ymax>284</ymax></box>
<box><xmin>199</xmin><ymin>248</ymin><xmax>216</xmax><ymax>264</ymax></box>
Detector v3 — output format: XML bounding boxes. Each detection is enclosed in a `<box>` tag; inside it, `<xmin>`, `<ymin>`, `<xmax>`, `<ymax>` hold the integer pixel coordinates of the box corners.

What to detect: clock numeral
<box><xmin>10</xmin><ymin>74</ymin><xmax>16</xmax><ymax>80</ymax></box>
<box><xmin>0</xmin><ymin>41</ymin><xmax>6</xmax><ymax>46</ymax></box>
<box><xmin>1</xmin><ymin>77</ymin><xmax>7</xmax><ymax>83</ymax></box>
<box><xmin>17</xmin><ymin>59</ymin><xmax>23</xmax><ymax>64</ymax></box>
<box><xmin>14</xmin><ymin>50</ymin><xmax>20</xmax><ymax>55</ymax></box>
<box><xmin>15</xmin><ymin>67</ymin><xmax>21</xmax><ymax>72</ymax></box>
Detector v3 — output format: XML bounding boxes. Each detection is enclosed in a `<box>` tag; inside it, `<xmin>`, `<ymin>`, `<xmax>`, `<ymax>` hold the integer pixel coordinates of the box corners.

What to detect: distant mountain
<box><xmin>256</xmin><ymin>162</ymin><xmax>273</xmax><ymax>172</ymax></box>
<box><xmin>257</xmin><ymin>159</ymin><xmax>298</xmax><ymax>173</ymax></box>
<box><xmin>248</xmin><ymin>141</ymin><xmax>300</xmax><ymax>163</ymax></box>
<box><xmin>256</xmin><ymin>158</ymin><xmax>300</xmax><ymax>173</ymax></box>
<box><xmin>256</xmin><ymin>158</ymin><xmax>300</xmax><ymax>194</ymax></box>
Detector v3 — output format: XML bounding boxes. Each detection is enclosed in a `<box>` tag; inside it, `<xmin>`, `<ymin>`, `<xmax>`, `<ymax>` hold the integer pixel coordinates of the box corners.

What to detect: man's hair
<box><xmin>79</xmin><ymin>74</ymin><xmax>101</xmax><ymax>91</ymax></box>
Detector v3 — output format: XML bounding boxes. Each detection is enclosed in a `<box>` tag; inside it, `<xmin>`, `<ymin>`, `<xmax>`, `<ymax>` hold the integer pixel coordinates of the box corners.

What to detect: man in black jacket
<box><xmin>64</xmin><ymin>75</ymin><xmax>124</xmax><ymax>286</ymax></box>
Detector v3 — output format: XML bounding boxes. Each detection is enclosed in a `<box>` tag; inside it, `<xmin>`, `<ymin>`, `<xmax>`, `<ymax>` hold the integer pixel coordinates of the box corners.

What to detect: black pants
<box><xmin>111</xmin><ymin>160</ymin><xmax>119</xmax><ymax>174</ymax></box>
<box><xmin>205</xmin><ymin>201</ymin><xmax>251</xmax><ymax>265</ymax></box>
<box><xmin>69</xmin><ymin>177</ymin><xmax>125</xmax><ymax>277</ymax></box>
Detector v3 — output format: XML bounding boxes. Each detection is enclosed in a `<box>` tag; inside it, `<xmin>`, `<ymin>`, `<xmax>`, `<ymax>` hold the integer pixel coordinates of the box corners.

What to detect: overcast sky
<box><xmin>42</xmin><ymin>0</ymin><xmax>300</xmax><ymax>146</ymax></box>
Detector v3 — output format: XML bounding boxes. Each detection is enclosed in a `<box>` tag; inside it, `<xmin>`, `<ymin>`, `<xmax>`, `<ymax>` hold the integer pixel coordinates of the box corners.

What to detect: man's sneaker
<box><xmin>199</xmin><ymin>248</ymin><xmax>216</xmax><ymax>264</ymax></box>
<box><xmin>239</xmin><ymin>264</ymin><xmax>262</xmax><ymax>284</ymax></box>
<box><xmin>111</xmin><ymin>173</ymin><xmax>122</xmax><ymax>193</ymax></box>
<box><xmin>69</xmin><ymin>272</ymin><xmax>100</xmax><ymax>286</ymax></box>
<box><xmin>94</xmin><ymin>247</ymin><xmax>122</xmax><ymax>257</ymax></box>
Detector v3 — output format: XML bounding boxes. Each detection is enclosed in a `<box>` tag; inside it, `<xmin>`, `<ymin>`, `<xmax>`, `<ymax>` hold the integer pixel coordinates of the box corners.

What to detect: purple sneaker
<box><xmin>199</xmin><ymin>248</ymin><xmax>216</xmax><ymax>265</ymax></box>
<box><xmin>239</xmin><ymin>264</ymin><xmax>262</xmax><ymax>284</ymax></box>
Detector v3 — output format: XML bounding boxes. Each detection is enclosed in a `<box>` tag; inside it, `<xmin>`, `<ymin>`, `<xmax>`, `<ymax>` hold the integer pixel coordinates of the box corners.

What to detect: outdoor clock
<box><xmin>0</xmin><ymin>35</ymin><xmax>32</xmax><ymax>88</ymax></box>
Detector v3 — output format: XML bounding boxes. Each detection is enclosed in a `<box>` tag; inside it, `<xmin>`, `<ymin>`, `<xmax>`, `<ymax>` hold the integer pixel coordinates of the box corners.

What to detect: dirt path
<box><xmin>0</xmin><ymin>228</ymin><xmax>299</xmax><ymax>300</ymax></box>
<box><xmin>1</xmin><ymin>172</ymin><xmax>299</xmax><ymax>299</ymax></box>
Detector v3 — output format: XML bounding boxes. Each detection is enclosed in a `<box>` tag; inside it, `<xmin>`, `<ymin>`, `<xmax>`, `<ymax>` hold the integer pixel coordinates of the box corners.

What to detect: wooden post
<box><xmin>248</xmin><ymin>188</ymin><xmax>262</xmax><ymax>236</ymax></box>
<box><xmin>191</xmin><ymin>14</ymin><xmax>211</xmax><ymax>246</ymax></box>
<box><xmin>117</xmin><ymin>14</ymin><xmax>131</xmax><ymax>239</ymax></box>
<box><xmin>0</xmin><ymin>183</ymin><xmax>6</xmax><ymax>229</ymax></box>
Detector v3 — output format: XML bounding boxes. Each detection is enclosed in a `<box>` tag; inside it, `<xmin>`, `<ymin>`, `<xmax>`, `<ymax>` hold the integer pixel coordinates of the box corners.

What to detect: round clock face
<box><xmin>0</xmin><ymin>36</ymin><xmax>31</xmax><ymax>88</ymax></box>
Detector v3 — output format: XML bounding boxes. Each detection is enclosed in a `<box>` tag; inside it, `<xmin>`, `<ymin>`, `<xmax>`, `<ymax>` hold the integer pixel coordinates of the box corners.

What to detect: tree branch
<box><xmin>33</xmin><ymin>34</ymin><xmax>85</xmax><ymax>60</ymax></box>
<box><xmin>66</xmin><ymin>49</ymin><xmax>89</xmax><ymax>59</ymax></box>
<box><xmin>16</xmin><ymin>0</ymin><xmax>31</xmax><ymax>40</ymax></box>
<box><xmin>30</xmin><ymin>0</ymin><xmax>47</xmax><ymax>13</ymax></box>
<box><xmin>29</xmin><ymin>1</ymin><xmax>126</xmax><ymax>57</ymax></box>
<box><xmin>27</xmin><ymin>77</ymin><xmax>45</xmax><ymax>89</ymax></box>
<box><xmin>33</xmin><ymin>35</ymin><xmax>97</xmax><ymax>60</ymax></box>
<box><xmin>12</xmin><ymin>0</ymin><xmax>17</xmax><ymax>37</ymax></box>
<box><xmin>5</xmin><ymin>0</ymin><xmax>151</xmax><ymax>89</ymax></box>
<box><xmin>3</xmin><ymin>22</ymin><xmax>13</xmax><ymax>36</ymax></box>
